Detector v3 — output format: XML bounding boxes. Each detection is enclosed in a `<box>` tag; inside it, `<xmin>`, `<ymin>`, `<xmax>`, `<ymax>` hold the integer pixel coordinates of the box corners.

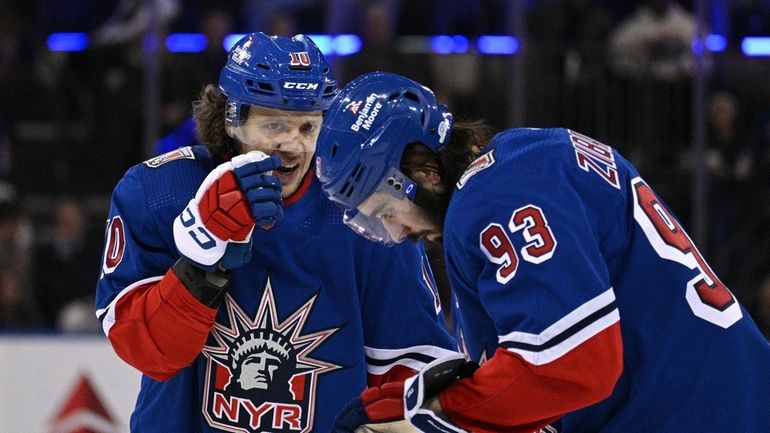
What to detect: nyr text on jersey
<box><xmin>350</xmin><ymin>93</ymin><xmax>382</xmax><ymax>132</ymax></box>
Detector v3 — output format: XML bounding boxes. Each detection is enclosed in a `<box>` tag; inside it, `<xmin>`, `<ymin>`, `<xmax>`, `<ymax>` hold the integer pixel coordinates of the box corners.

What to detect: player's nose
<box><xmin>382</xmin><ymin>217</ymin><xmax>408</xmax><ymax>244</ymax></box>
<box><xmin>274</xmin><ymin>136</ymin><xmax>304</xmax><ymax>153</ymax></box>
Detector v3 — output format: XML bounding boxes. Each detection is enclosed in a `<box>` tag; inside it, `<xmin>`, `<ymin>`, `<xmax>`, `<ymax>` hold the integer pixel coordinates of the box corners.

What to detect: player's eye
<box><xmin>300</xmin><ymin>122</ymin><xmax>317</xmax><ymax>134</ymax></box>
<box><xmin>265</xmin><ymin>123</ymin><xmax>286</xmax><ymax>132</ymax></box>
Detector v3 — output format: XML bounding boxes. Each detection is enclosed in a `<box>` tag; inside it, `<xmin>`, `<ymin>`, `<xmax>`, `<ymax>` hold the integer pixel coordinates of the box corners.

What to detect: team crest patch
<box><xmin>201</xmin><ymin>279</ymin><xmax>340</xmax><ymax>433</ymax></box>
<box><xmin>437</xmin><ymin>112</ymin><xmax>452</xmax><ymax>144</ymax></box>
<box><xmin>143</xmin><ymin>147</ymin><xmax>195</xmax><ymax>168</ymax></box>
<box><xmin>231</xmin><ymin>38</ymin><xmax>253</xmax><ymax>65</ymax></box>
<box><xmin>457</xmin><ymin>150</ymin><xmax>495</xmax><ymax>189</ymax></box>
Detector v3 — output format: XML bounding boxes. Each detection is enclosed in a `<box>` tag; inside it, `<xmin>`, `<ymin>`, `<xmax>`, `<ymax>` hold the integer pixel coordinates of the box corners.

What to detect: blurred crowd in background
<box><xmin>1</xmin><ymin>0</ymin><xmax>770</xmax><ymax>338</ymax></box>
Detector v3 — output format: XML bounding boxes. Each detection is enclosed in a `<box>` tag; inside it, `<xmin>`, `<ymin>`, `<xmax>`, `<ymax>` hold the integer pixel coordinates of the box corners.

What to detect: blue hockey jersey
<box><xmin>439</xmin><ymin>128</ymin><xmax>770</xmax><ymax>433</ymax></box>
<box><xmin>95</xmin><ymin>145</ymin><xmax>457</xmax><ymax>433</ymax></box>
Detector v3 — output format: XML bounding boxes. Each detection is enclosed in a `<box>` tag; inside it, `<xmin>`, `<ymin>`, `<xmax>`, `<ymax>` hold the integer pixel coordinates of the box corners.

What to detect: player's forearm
<box><xmin>106</xmin><ymin>266</ymin><xmax>220</xmax><ymax>381</ymax></box>
<box><xmin>440</xmin><ymin>324</ymin><xmax>623</xmax><ymax>432</ymax></box>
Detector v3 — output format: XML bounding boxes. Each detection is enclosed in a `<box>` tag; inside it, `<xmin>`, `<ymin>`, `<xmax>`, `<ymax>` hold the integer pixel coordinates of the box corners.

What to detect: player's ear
<box><xmin>402</xmin><ymin>143</ymin><xmax>443</xmax><ymax>188</ymax></box>
<box><xmin>410</xmin><ymin>165</ymin><xmax>442</xmax><ymax>188</ymax></box>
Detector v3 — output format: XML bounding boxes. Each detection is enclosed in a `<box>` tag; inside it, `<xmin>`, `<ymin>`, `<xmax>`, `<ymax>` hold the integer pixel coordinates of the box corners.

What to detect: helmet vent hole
<box><xmin>340</xmin><ymin>163</ymin><xmax>364</xmax><ymax>198</ymax></box>
<box><xmin>403</xmin><ymin>91</ymin><xmax>420</xmax><ymax>103</ymax></box>
<box><xmin>330</xmin><ymin>142</ymin><xmax>339</xmax><ymax>157</ymax></box>
<box><xmin>243</xmin><ymin>79</ymin><xmax>275</xmax><ymax>95</ymax></box>
<box><xmin>257</xmin><ymin>63</ymin><xmax>271</xmax><ymax>70</ymax></box>
<box><xmin>353</xmin><ymin>164</ymin><xmax>365</xmax><ymax>181</ymax></box>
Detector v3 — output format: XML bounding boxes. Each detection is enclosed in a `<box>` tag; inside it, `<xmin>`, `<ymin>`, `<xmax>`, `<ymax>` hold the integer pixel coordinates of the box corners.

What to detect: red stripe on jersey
<box><xmin>440</xmin><ymin>322</ymin><xmax>623</xmax><ymax>433</ymax></box>
<box><xmin>106</xmin><ymin>268</ymin><xmax>219</xmax><ymax>381</ymax></box>
<box><xmin>421</xmin><ymin>258</ymin><xmax>441</xmax><ymax>313</ymax></box>
<box><xmin>367</xmin><ymin>364</ymin><xmax>419</xmax><ymax>388</ymax></box>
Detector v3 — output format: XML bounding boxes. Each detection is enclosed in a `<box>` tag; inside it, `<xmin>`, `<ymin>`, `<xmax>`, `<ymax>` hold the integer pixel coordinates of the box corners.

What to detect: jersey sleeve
<box><xmin>440</xmin><ymin>159</ymin><xmax>624</xmax><ymax>432</ymax></box>
<box><xmin>359</xmin><ymin>241</ymin><xmax>459</xmax><ymax>386</ymax></box>
<box><xmin>95</xmin><ymin>165</ymin><xmax>218</xmax><ymax>381</ymax></box>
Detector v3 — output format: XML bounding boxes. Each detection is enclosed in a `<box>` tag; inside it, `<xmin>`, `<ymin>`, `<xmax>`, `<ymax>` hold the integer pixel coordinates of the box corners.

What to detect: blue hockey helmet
<box><xmin>315</xmin><ymin>71</ymin><xmax>452</xmax><ymax>212</ymax></box>
<box><xmin>219</xmin><ymin>32</ymin><xmax>338</xmax><ymax>129</ymax></box>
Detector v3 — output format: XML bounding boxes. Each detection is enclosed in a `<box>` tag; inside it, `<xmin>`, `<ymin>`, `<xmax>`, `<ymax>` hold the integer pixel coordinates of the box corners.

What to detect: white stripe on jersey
<box><xmin>364</xmin><ymin>345</ymin><xmax>461</xmax><ymax>375</ymax></box>
<box><xmin>498</xmin><ymin>287</ymin><xmax>619</xmax><ymax>365</ymax></box>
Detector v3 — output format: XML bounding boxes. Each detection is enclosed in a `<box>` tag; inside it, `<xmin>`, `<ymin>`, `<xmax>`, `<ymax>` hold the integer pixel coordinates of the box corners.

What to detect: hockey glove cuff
<box><xmin>404</xmin><ymin>353</ymin><xmax>474</xmax><ymax>433</ymax></box>
<box><xmin>331</xmin><ymin>353</ymin><xmax>477</xmax><ymax>433</ymax></box>
<box><xmin>172</xmin><ymin>258</ymin><xmax>231</xmax><ymax>307</ymax></box>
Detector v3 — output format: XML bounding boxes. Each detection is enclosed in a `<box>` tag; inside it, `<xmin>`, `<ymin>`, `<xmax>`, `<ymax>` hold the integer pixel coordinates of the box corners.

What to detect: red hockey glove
<box><xmin>331</xmin><ymin>354</ymin><xmax>477</xmax><ymax>433</ymax></box>
<box><xmin>173</xmin><ymin>150</ymin><xmax>282</xmax><ymax>271</ymax></box>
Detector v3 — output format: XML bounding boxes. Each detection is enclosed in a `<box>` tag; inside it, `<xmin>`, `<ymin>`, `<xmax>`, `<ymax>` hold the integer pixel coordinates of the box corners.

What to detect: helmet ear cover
<box><xmin>222</xmin><ymin>100</ymin><xmax>249</xmax><ymax>156</ymax></box>
<box><xmin>224</xmin><ymin>100</ymin><xmax>249</xmax><ymax>133</ymax></box>
<box><xmin>411</xmin><ymin>182</ymin><xmax>438</xmax><ymax>209</ymax></box>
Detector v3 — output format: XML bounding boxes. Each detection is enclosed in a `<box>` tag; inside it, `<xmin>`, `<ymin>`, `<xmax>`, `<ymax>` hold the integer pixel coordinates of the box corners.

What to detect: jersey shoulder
<box><xmin>455</xmin><ymin>127</ymin><xmax>639</xmax><ymax>201</ymax></box>
<box><xmin>446</xmin><ymin>128</ymin><xmax>637</xmax><ymax>251</ymax></box>
<box><xmin>107</xmin><ymin>145</ymin><xmax>215</xmax><ymax>244</ymax></box>
<box><xmin>452</xmin><ymin>128</ymin><xmax>572</xmax><ymax>205</ymax></box>
<box><xmin>115</xmin><ymin>145</ymin><xmax>213</xmax><ymax>211</ymax></box>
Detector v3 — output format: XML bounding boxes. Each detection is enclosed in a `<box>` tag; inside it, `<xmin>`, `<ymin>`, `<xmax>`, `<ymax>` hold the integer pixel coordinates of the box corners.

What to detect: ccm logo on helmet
<box><xmin>284</xmin><ymin>82</ymin><xmax>319</xmax><ymax>90</ymax></box>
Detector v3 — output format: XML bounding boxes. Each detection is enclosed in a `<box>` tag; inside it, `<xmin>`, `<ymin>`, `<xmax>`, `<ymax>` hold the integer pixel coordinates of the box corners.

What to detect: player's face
<box><xmin>229</xmin><ymin>106</ymin><xmax>323</xmax><ymax>198</ymax></box>
<box><xmin>357</xmin><ymin>191</ymin><xmax>443</xmax><ymax>243</ymax></box>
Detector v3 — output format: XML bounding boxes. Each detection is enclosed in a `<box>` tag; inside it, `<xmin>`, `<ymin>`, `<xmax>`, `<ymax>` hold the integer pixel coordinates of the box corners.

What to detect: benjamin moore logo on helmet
<box><xmin>350</xmin><ymin>93</ymin><xmax>382</xmax><ymax>132</ymax></box>
<box><xmin>344</xmin><ymin>100</ymin><xmax>363</xmax><ymax>115</ymax></box>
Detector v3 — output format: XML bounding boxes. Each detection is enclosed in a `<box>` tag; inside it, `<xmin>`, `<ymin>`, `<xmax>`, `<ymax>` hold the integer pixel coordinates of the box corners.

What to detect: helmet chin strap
<box><xmin>411</xmin><ymin>183</ymin><xmax>434</xmax><ymax>209</ymax></box>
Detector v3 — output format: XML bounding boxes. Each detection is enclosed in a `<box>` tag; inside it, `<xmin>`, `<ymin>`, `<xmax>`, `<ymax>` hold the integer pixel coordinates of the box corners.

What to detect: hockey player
<box><xmin>94</xmin><ymin>35</ymin><xmax>457</xmax><ymax>433</ymax></box>
<box><xmin>315</xmin><ymin>71</ymin><xmax>770</xmax><ymax>433</ymax></box>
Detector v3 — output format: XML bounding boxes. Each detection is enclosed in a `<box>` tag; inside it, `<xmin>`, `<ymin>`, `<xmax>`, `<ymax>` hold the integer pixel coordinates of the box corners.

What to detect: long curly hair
<box><xmin>436</xmin><ymin>119</ymin><xmax>496</xmax><ymax>188</ymax></box>
<box><xmin>402</xmin><ymin>119</ymin><xmax>496</xmax><ymax>195</ymax></box>
<box><xmin>191</xmin><ymin>84</ymin><xmax>235</xmax><ymax>163</ymax></box>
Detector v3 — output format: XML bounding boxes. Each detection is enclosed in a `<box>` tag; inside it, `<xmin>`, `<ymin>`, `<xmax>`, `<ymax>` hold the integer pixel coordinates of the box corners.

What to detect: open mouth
<box><xmin>275</xmin><ymin>162</ymin><xmax>299</xmax><ymax>178</ymax></box>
